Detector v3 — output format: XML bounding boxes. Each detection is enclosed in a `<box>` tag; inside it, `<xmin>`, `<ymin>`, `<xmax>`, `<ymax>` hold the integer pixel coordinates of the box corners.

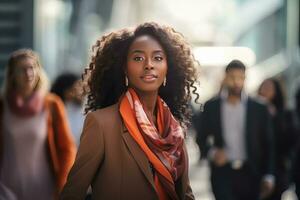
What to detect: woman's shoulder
<box><xmin>86</xmin><ymin>103</ymin><xmax>120</xmax><ymax>126</ymax></box>
<box><xmin>45</xmin><ymin>93</ymin><xmax>62</xmax><ymax>103</ymax></box>
<box><xmin>44</xmin><ymin>93</ymin><xmax>66</xmax><ymax>112</ymax></box>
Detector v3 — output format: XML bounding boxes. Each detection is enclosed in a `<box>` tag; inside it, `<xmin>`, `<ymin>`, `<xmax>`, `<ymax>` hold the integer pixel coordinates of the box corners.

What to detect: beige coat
<box><xmin>60</xmin><ymin>104</ymin><xmax>194</xmax><ymax>200</ymax></box>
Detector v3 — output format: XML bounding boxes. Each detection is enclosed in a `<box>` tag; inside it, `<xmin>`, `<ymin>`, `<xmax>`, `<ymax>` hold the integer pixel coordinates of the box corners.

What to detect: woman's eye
<box><xmin>133</xmin><ymin>56</ymin><xmax>144</xmax><ymax>61</ymax></box>
<box><xmin>154</xmin><ymin>56</ymin><xmax>163</xmax><ymax>61</ymax></box>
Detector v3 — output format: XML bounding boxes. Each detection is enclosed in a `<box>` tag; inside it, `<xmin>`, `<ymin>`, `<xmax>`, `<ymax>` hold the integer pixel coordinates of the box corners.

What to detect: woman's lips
<box><xmin>141</xmin><ymin>74</ymin><xmax>158</xmax><ymax>82</ymax></box>
<box><xmin>25</xmin><ymin>78</ymin><xmax>33</xmax><ymax>82</ymax></box>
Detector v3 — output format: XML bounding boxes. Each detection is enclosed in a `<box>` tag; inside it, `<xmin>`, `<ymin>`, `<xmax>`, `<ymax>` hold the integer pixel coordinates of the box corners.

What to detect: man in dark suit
<box><xmin>196</xmin><ymin>60</ymin><xmax>275</xmax><ymax>200</ymax></box>
<box><xmin>292</xmin><ymin>86</ymin><xmax>300</xmax><ymax>199</ymax></box>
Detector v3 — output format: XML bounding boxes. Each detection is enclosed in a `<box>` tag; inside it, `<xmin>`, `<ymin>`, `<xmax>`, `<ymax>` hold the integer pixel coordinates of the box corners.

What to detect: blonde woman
<box><xmin>0</xmin><ymin>49</ymin><xmax>76</xmax><ymax>199</ymax></box>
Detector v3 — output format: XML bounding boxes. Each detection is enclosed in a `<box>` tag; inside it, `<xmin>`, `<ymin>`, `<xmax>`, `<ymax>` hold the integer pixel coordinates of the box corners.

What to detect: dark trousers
<box><xmin>210</xmin><ymin>163</ymin><xmax>260</xmax><ymax>200</ymax></box>
<box><xmin>296</xmin><ymin>184</ymin><xmax>300</xmax><ymax>199</ymax></box>
<box><xmin>295</xmin><ymin>178</ymin><xmax>300</xmax><ymax>200</ymax></box>
<box><xmin>264</xmin><ymin>166</ymin><xmax>289</xmax><ymax>200</ymax></box>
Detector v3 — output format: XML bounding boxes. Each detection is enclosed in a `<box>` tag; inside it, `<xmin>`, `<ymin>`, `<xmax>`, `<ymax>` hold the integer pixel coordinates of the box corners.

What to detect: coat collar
<box><xmin>120</xmin><ymin>122</ymin><xmax>188</xmax><ymax>199</ymax></box>
<box><xmin>121</xmin><ymin>125</ymin><xmax>156</xmax><ymax>190</ymax></box>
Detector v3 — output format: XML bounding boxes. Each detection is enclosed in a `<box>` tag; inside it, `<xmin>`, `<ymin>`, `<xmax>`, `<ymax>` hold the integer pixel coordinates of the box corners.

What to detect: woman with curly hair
<box><xmin>0</xmin><ymin>49</ymin><xmax>76</xmax><ymax>199</ymax></box>
<box><xmin>61</xmin><ymin>22</ymin><xmax>199</xmax><ymax>200</ymax></box>
<box><xmin>258</xmin><ymin>78</ymin><xmax>295</xmax><ymax>200</ymax></box>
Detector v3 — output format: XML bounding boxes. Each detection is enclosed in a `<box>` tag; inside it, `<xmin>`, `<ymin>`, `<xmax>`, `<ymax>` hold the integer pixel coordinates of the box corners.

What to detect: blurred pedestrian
<box><xmin>0</xmin><ymin>49</ymin><xmax>76</xmax><ymax>199</ymax></box>
<box><xmin>197</xmin><ymin>60</ymin><xmax>275</xmax><ymax>200</ymax></box>
<box><xmin>51</xmin><ymin>73</ymin><xmax>85</xmax><ymax>146</ymax></box>
<box><xmin>61</xmin><ymin>22</ymin><xmax>199</xmax><ymax>200</ymax></box>
<box><xmin>195</xmin><ymin>81</ymin><xmax>226</xmax><ymax>163</ymax></box>
<box><xmin>258</xmin><ymin>78</ymin><xmax>295</xmax><ymax>200</ymax></box>
<box><xmin>292</xmin><ymin>86</ymin><xmax>300</xmax><ymax>199</ymax></box>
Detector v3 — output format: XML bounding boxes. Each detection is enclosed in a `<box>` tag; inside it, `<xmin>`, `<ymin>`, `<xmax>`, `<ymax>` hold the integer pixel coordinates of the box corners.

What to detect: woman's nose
<box><xmin>25</xmin><ymin>67</ymin><xmax>34</xmax><ymax>77</ymax></box>
<box><xmin>144</xmin><ymin>59</ymin><xmax>154</xmax><ymax>70</ymax></box>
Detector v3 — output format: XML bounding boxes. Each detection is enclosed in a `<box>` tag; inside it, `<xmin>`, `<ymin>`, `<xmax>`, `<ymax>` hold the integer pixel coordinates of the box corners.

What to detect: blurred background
<box><xmin>0</xmin><ymin>0</ymin><xmax>299</xmax><ymax>105</ymax></box>
<box><xmin>0</xmin><ymin>0</ymin><xmax>299</xmax><ymax>199</ymax></box>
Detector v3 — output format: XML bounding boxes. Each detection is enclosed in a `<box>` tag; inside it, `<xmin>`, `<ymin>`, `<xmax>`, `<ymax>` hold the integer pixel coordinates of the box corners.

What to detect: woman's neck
<box><xmin>135</xmin><ymin>90</ymin><xmax>158</xmax><ymax>122</ymax></box>
<box><xmin>17</xmin><ymin>87</ymin><xmax>34</xmax><ymax>99</ymax></box>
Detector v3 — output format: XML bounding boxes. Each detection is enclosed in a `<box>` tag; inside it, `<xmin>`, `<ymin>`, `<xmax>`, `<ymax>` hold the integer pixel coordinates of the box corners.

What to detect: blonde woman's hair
<box><xmin>2</xmin><ymin>48</ymin><xmax>49</xmax><ymax>96</ymax></box>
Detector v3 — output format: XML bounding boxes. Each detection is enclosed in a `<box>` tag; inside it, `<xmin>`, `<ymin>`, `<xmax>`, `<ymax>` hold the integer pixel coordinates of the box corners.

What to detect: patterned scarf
<box><xmin>7</xmin><ymin>90</ymin><xmax>45</xmax><ymax>117</ymax></box>
<box><xmin>119</xmin><ymin>88</ymin><xmax>186</xmax><ymax>200</ymax></box>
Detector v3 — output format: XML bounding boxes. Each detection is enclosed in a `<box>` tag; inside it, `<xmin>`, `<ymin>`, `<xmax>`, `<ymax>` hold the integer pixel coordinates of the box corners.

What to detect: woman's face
<box><xmin>259</xmin><ymin>80</ymin><xmax>276</xmax><ymax>101</ymax></box>
<box><xmin>13</xmin><ymin>57</ymin><xmax>39</xmax><ymax>93</ymax></box>
<box><xmin>126</xmin><ymin>35</ymin><xmax>168</xmax><ymax>94</ymax></box>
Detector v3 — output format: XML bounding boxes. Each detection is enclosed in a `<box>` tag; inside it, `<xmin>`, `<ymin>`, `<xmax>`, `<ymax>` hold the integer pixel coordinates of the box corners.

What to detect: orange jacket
<box><xmin>0</xmin><ymin>93</ymin><xmax>76</xmax><ymax>196</ymax></box>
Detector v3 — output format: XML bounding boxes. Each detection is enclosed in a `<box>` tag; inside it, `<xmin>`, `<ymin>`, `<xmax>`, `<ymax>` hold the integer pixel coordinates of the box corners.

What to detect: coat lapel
<box><xmin>121</xmin><ymin>127</ymin><xmax>156</xmax><ymax>191</ymax></box>
<box><xmin>215</xmin><ymin>98</ymin><xmax>224</xmax><ymax>146</ymax></box>
<box><xmin>245</xmin><ymin>99</ymin><xmax>252</xmax><ymax>159</ymax></box>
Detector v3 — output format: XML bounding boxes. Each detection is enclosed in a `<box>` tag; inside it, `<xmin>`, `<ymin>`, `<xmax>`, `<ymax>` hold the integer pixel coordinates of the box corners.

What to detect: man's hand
<box><xmin>259</xmin><ymin>179</ymin><xmax>275</xmax><ymax>199</ymax></box>
<box><xmin>213</xmin><ymin>148</ymin><xmax>228</xmax><ymax>167</ymax></box>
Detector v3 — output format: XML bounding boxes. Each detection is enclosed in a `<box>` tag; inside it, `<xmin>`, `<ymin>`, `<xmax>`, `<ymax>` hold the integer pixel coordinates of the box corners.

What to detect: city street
<box><xmin>186</xmin><ymin>130</ymin><xmax>298</xmax><ymax>200</ymax></box>
<box><xmin>0</xmin><ymin>1</ymin><xmax>299</xmax><ymax>200</ymax></box>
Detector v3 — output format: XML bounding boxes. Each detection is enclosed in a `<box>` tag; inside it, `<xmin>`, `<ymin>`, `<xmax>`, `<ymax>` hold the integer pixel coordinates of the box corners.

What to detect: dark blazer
<box><xmin>60</xmin><ymin>104</ymin><xmax>194</xmax><ymax>200</ymax></box>
<box><xmin>197</xmin><ymin>96</ymin><xmax>274</xmax><ymax>177</ymax></box>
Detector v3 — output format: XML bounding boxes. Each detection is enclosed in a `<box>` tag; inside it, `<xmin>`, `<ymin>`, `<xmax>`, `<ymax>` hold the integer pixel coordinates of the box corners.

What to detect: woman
<box><xmin>258</xmin><ymin>78</ymin><xmax>294</xmax><ymax>200</ymax></box>
<box><xmin>0</xmin><ymin>49</ymin><xmax>76</xmax><ymax>199</ymax></box>
<box><xmin>61</xmin><ymin>22</ymin><xmax>199</xmax><ymax>200</ymax></box>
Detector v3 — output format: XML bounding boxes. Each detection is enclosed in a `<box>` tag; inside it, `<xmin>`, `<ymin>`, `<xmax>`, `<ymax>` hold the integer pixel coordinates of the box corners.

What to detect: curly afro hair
<box><xmin>83</xmin><ymin>22</ymin><xmax>199</xmax><ymax>126</ymax></box>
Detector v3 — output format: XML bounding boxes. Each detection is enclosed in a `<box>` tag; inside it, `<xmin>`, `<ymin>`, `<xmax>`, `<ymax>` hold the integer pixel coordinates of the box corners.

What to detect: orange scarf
<box><xmin>119</xmin><ymin>88</ymin><xmax>185</xmax><ymax>200</ymax></box>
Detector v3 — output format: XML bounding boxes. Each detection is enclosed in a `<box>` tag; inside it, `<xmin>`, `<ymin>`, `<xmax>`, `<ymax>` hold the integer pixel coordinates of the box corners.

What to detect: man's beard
<box><xmin>228</xmin><ymin>87</ymin><xmax>242</xmax><ymax>97</ymax></box>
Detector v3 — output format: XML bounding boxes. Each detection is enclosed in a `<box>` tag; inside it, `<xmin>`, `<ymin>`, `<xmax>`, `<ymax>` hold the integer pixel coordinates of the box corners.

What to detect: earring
<box><xmin>163</xmin><ymin>77</ymin><xmax>166</xmax><ymax>86</ymax></box>
<box><xmin>125</xmin><ymin>76</ymin><xmax>129</xmax><ymax>87</ymax></box>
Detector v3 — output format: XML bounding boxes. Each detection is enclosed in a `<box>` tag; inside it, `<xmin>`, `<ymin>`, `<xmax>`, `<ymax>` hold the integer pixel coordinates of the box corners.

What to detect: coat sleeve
<box><xmin>60</xmin><ymin>112</ymin><xmax>105</xmax><ymax>200</ymax></box>
<box><xmin>183</xmin><ymin>143</ymin><xmax>195</xmax><ymax>200</ymax></box>
<box><xmin>196</xmin><ymin>101</ymin><xmax>212</xmax><ymax>158</ymax></box>
<box><xmin>51</xmin><ymin>96</ymin><xmax>77</xmax><ymax>192</ymax></box>
<box><xmin>184</xmin><ymin>181</ymin><xmax>195</xmax><ymax>200</ymax></box>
